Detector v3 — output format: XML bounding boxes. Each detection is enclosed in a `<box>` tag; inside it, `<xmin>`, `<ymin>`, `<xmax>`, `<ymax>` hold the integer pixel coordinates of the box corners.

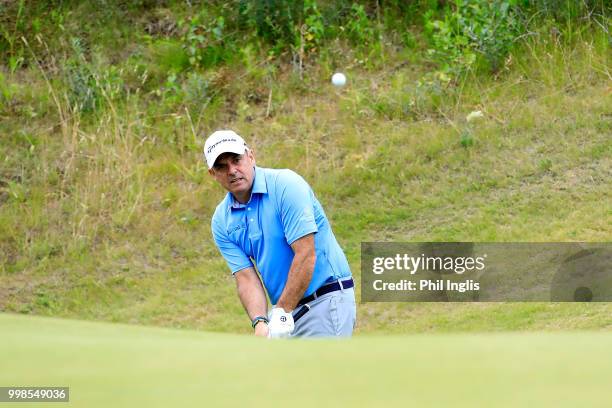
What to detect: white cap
<box><xmin>204</xmin><ymin>130</ymin><xmax>248</xmax><ymax>169</ymax></box>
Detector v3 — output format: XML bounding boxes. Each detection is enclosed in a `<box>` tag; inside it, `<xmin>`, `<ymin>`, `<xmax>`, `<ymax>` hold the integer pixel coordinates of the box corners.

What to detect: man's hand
<box><xmin>267</xmin><ymin>307</ymin><xmax>294</xmax><ymax>338</ymax></box>
<box><xmin>254</xmin><ymin>321</ymin><xmax>269</xmax><ymax>337</ymax></box>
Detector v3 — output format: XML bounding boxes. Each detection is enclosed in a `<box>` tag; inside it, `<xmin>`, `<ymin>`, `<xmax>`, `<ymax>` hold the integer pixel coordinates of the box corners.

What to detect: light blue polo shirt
<box><xmin>211</xmin><ymin>166</ymin><xmax>352</xmax><ymax>305</ymax></box>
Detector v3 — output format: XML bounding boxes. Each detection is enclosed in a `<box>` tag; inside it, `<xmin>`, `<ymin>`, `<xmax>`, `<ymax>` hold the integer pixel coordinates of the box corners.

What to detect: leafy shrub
<box><xmin>179</xmin><ymin>11</ymin><xmax>235</xmax><ymax>69</ymax></box>
<box><xmin>380</xmin><ymin>0</ymin><xmax>442</xmax><ymax>28</ymax></box>
<box><xmin>425</xmin><ymin>0</ymin><xmax>522</xmax><ymax>76</ymax></box>
<box><xmin>182</xmin><ymin>71</ymin><xmax>212</xmax><ymax>111</ymax></box>
<box><xmin>521</xmin><ymin>0</ymin><xmax>610</xmax><ymax>22</ymax></box>
<box><xmin>64</xmin><ymin>37</ymin><xmax>126</xmax><ymax>112</ymax></box>
<box><xmin>238</xmin><ymin>0</ymin><xmax>304</xmax><ymax>53</ymax></box>
<box><xmin>300</xmin><ymin>0</ymin><xmax>325</xmax><ymax>53</ymax></box>
<box><xmin>64</xmin><ymin>38</ymin><xmax>98</xmax><ymax>112</ymax></box>
<box><xmin>345</xmin><ymin>3</ymin><xmax>378</xmax><ymax>47</ymax></box>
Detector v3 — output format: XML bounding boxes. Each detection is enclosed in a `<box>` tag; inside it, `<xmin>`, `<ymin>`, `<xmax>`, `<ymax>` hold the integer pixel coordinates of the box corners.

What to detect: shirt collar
<box><xmin>228</xmin><ymin>166</ymin><xmax>267</xmax><ymax>209</ymax></box>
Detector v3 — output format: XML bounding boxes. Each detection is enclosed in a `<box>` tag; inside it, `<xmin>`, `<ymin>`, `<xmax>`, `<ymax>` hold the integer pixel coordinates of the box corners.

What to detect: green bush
<box><xmin>237</xmin><ymin>0</ymin><xmax>382</xmax><ymax>59</ymax></box>
<box><xmin>238</xmin><ymin>0</ymin><xmax>304</xmax><ymax>53</ymax></box>
<box><xmin>299</xmin><ymin>0</ymin><xmax>325</xmax><ymax>53</ymax></box>
<box><xmin>179</xmin><ymin>11</ymin><xmax>235</xmax><ymax>69</ymax></box>
<box><xmin>521</xmin><ymin>0</ymin><xmax>610</xmax><ymax>21</ymax></box>
<box><xmin>425</xmin><ymin>0</ymin><xmax>522</xmax><ymax>75</ymax></box>
<box><xmin>182</xmin><ymin>71</ymin><xmax>212</xmax><ymax>111</ymax></box>
<box><xmin>64</xmin><ymin>37</ymin><xmax>99</xmax><ymax>112</ymax></box>
<box><xmin>63</xmin><ymin>37</ymin><xmax>126</xmax><ymax>112</ymax></box>
<box><xmin>345</xmin><ymin>3</ymin><xmax>379</xmax><ymax>47</ymax></box>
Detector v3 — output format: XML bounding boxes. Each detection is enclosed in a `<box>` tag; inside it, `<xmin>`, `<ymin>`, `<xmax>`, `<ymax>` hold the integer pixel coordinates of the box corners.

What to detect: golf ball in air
<box><xmin>331</xmin><ymin>72</ymin><xmax>346</xmax><ymax>87</ymax></box>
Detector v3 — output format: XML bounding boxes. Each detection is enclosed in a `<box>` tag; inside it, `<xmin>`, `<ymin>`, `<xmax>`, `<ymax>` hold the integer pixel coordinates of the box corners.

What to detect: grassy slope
<box><xmin>2</xmin><ymin>313</ymin><xmax>612</xmax><ymax>407</ymax></box>
<box><xmin>0</xmin><ymin>4</ymin><xmax>611</xmax><ymax>334</ymax></box>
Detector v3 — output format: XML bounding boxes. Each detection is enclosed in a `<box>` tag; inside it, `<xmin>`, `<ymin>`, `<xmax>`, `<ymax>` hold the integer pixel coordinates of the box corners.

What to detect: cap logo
<box><xmin>207</xmin><ymin>137</ymin><xmax>239</xmax><ymax>154</ymax></box>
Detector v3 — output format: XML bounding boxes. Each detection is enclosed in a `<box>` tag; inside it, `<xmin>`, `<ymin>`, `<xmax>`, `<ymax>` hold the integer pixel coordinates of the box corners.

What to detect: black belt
<box><xmin>296</xmin><ymin>278</ymin><xmax>354</xmax><ymax>308</ymax></box>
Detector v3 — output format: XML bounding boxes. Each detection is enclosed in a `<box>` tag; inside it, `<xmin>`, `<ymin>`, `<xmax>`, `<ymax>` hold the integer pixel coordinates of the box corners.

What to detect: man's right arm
<box><xmin>234</xmin><ymin>267</ymin><xmax>269</xmax><ymax>337</ymax></box>
<box><xmin>212</xmin><ymin>215</ymin><xmax>268</xmax><ymax>337</ymax></box>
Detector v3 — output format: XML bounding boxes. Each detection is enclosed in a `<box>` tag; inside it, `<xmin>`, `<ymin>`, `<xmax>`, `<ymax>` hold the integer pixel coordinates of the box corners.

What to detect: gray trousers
<box><xmin>291</xmin><ymin>286</ymin><xmax>356</xmax><ymax>337</ymax></box>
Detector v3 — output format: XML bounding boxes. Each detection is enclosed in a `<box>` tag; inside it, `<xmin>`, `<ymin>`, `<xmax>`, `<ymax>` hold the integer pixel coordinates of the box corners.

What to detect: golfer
<box><xmin>205</xmin><ymin>130</ymin><xmax>356</xmax><ymax>338</ymax></box>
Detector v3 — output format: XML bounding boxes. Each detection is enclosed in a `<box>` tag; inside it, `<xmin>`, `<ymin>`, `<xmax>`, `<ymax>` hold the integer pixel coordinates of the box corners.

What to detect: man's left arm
<box><xmin>276</xmin><ymin>233</ymin><xmax>316</xmax><ymax>311</ymax></box>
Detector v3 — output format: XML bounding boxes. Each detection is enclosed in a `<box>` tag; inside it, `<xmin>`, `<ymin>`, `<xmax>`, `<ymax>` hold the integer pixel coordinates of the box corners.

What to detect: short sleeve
<box><xmin>211</xmin><ymin>217</ymin><xmax>253</xmax><ymax>274</ymax></box>
<box><xmin>275</xmin><ymin>170</ymin><xmax>318</xmax><ymax>245</ymax></box>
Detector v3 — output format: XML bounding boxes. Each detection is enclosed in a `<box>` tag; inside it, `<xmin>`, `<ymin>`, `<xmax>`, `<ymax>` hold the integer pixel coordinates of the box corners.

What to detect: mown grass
<box><xmin>2</xmin><ymin>313</ymin><xmax>612</xmax><ymax>407</ymax></box>
<box><xmin>0</xmin><ymin>4</ymin><xmax>610</xmax><ymax>335</ymax></box>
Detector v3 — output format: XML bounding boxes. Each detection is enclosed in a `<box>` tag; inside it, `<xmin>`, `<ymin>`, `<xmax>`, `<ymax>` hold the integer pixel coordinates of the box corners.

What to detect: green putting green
<box><xmin>1</xmin><ymin>313</ymin><xmax>610</xmax><ymax>407</ymax></box>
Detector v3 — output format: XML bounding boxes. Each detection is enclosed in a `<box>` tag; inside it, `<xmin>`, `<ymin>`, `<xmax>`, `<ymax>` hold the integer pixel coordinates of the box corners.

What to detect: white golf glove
<box><xmin>267</xmin><ymin>307</ymin><xmax>294</xmax><ymax>339</ymax></box>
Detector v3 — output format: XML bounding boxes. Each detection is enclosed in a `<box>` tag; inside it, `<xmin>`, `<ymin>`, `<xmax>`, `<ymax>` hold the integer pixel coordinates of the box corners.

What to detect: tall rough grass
<box><xmin>1</xmin><ymin>2</ymin><xmax>610</xmax><ymax>332</ymax></box>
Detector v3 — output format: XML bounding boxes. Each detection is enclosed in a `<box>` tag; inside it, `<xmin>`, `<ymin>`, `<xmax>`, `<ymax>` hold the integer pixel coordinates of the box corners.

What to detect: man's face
<box><xmin>208</xmin><ymin>150</ymin><xmax>256</xmax><ymax>202</ymax></box>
